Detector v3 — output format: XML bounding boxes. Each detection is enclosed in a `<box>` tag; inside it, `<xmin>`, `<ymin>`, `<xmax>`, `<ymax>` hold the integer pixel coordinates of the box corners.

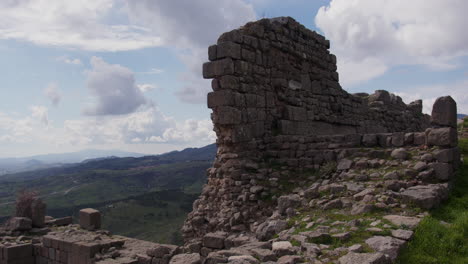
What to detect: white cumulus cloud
<box><xmin>30</xmin><ymin>105</ymin><xmax>49</xmax><ymax>126</ymax></box>
<box><xmin>396</xmin><ymin>79</ymin><xmax>468</xmax><ymax>115</ymax></box>
<box><xmin>315</xmin><ymin>0</ymin><xmax>468</xmax><ymax>87</ymax></box>
<box><xmin>56</xmin><ymin>56</ymin><xmax>82</xmax><ymax>65</ymax></box>
<box><xmin>0</xmin><ymin>0</ymin><xmax>161</xmax><ymax>51</ymax></box>
<box><xmin>137</xmin><ymin>84</ymin><xmax>157</xmax><ymax>92</ymax></box>
<box><xmin>125</xmin><ymin>0</ymin><xmax>257</xmax><ymax>103</ymax></box>
<box><xmin>83</xmin><ymin>57</ymin><xmax>148</xmax><ymax>116</ymax></box>
<box><xmin>44</xmin><ymin>82</ymin><xmax>61</xmax><ymax>106</ymax></box>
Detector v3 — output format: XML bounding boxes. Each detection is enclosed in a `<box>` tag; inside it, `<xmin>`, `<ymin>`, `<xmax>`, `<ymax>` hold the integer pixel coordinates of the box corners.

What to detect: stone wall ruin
<box><xmin>182</xmin><ymin>17</ymin><xmax>440</xmax><ymax>241</ymax></box>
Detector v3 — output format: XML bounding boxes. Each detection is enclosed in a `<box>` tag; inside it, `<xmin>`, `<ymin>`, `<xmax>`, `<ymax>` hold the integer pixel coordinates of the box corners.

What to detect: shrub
<box><xmin>15</xmin><ymin>189</ymin><xmax>39</xmax><ymax>218</ymax></box>
<box><xmin>319</xmin><ymin>161</ymin><xmax>337</xmax><ymax>177</ymax></box>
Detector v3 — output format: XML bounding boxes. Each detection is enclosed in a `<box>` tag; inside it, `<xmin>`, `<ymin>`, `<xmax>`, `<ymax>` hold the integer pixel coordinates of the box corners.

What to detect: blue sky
<box><xmin>0</xmin><ymin>0</ymin><xmax>467</xmax><ymax>157</ymax></box>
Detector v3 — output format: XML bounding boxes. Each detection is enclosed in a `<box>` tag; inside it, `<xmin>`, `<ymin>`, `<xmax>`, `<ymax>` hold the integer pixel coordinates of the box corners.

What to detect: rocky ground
<box><xmin>165</xmin><ymin>143</ymin><xmax>456</xmax><ymax>264</ymax></box>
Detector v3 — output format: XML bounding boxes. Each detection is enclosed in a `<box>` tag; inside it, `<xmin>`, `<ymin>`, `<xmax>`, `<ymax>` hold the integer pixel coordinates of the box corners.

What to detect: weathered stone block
<box><xmin>362</xmin><ymin>134</ymin><xmax>378</xmax><ymax>147</ymax></box>
<box><xmin>241</xmin><ymin>48</ymin><xmax>256</xmax><ymax>63</ymax></box>
<box><xmin>338</xmin><ymin>252</ymin><xmax>390</xmax><ymax>264</ymax></box>
<box><xmin>3</xmin><ymin>244</ymin><xmax>33</xmax><ymax>261</ymax></box>
<box><xmin>8</xmin><ymin>217</ymin><xmax>32</xmax><ymax>231</ymax></box>
<box><xmin>365</xmin><ymin>236</ymin><xmax>406</xmax><ymax>261</ymax></box>
<box><xmin>408</xmin><ymin>100</ymin><xmax>423</xmax><ymax>113</ymax></box>
<box><xmin>79</xmin><ymin>208</ymin><xmax>101</xmax><ymax>230</ymax></box>
<box><xmin>170</xmin><ymin>253</ymin><xmax>201</xmax><ymax>264</ymax></box>
<box><xmin>400</xmin><ymin>184</ymin><xmax>448</xmax><ymax>209</ymax></box>
<box><xmin>49</xmin><ymin>216</ymin><xmax>73</xmax><ymax>226</ymax></box>
<box><xmin>368</xmin><ymin>90</ymin><xmax>391</xmax><ymax>103</ymax></box>
<box><xmin>430</xmin><ymin>162</ymin><xmax>453</xmax><ymax>181</ymax></box>
<box><xmin>213</xmin><ymin>106</ymin><xmax>242</xmax><ymax>125</ymax></box>
<box><xmin>413</xmin><ymin>132</ymin><xmax>426</xmax><ymax>145</ymax></box>
<box><xmin>377</xmin><ymin>133</ymin><xmax>392</xmax><ymax>147</ymax></box>
<box><xmin>404</xmin><ymin>133</ymin><xmax>414</xmax><ymax>145</ymax></box>
<box><xmin>426</xmin><ymin>127</ymin><xmax>457</xmax><ymax>147</ymax></box>
<box><xmin>217</xmin><ymin>75</ymin><xmax>240</xmax><ymax>91</ymax></box>
<box><xmin>390</xmin><ymin>148</ymin><xmax>409</xmax><ymax>160</ymax></box>
<box><xmin>203</xmin><ymin>58</ymin><xmax>234</xmax><ymax>78</ymax></box>
<box><xmin>431</xmin><ymin>96</ymin><xmax>457</xmax><ymax>128</ymax></box>
<box><xmin>433</xmin><ymin>148</ymin><xmax>457</xmax><ymax>163</ymax></box>
<box><xmin>216</xmin><ymin>42</ymin><xmax>241</xmax><ymax>59</ymax></box>
<box><xmin>31</xmin><ymin>198</ymin><xmax>46</xmax><ymax>228</ymax></box>
<box><xmin>208</xmin><ymin>45</ymin><xmax>217</xmax><ymax>61</ymax></box>
<box><xmin>284</xmin><ymin>105</ymin><xmax>307</xmax><ymax>121</ymax></box>
<box><xmin>202</xmin><ymin>233</ymin><xmax>226</xmax><ymax>249</ymax></box>
<box><xmin>70</xmin><ymin>241</ymin><xmax>101</xmax><ymax>258</ymax></box>
<box><xmin>391</xmin><ymin>132</ymin><xmax>405</xmax><ymax>147</ymax></box>
<box><xmin>147</xmin><ymin>244</ymin><xmax>178</xmax><ymax>258</ymax></box>
<box><xmin>207</xmin><ymin>91</ymin><xmax>241</xmax><ymax>108</ymax></box>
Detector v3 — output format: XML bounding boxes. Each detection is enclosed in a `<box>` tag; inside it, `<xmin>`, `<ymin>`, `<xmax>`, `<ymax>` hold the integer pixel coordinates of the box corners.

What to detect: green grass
<box><xmin>397</xmin><ymin>138</ymin><xmax>468</xmax><ymax>264</ymax></box>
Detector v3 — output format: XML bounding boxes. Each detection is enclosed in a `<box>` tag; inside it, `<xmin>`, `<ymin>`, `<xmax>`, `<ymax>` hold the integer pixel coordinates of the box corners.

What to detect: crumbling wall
<box><xmin>182</xmin><ymin>17</ymin><xmax>432</xmax><ymax>241</ymax></box>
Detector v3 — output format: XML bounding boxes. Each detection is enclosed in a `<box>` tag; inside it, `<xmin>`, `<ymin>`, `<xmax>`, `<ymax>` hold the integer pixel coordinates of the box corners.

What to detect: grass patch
<box><xmin>397</xmin><ymin>138</ymin><xmax>468</xmax><ymax>264</ymax></box>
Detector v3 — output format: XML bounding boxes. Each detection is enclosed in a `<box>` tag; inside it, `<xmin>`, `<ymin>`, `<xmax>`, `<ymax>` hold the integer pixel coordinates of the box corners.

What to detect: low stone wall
<box><xmin>183</xmin><ymin>95</ymin><xmax>459</xmax><ymax>241</ymax></box>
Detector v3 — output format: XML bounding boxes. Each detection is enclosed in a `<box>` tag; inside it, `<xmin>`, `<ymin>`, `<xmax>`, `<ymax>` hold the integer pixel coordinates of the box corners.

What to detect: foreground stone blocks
<box><xmin>202</xmin><ymin>232</ymin><xmax>227</xmax><ymax>249</ymax></box>
<box><xmin>339</xmin><ymin>252</ymin><xmax>390</xmax><ymax>264</ymax></box>
<box><xmin>0</xmin><ymin>244</ymin><xmax>34</xmax><ymax>264</ymax></box>
<box><xmin>426</xmin><ymin>127</ymin><xmax>458</xmax><ymax>147</ymax></box>
<box><xmin>31</xmin><ymin>199</ymin><xmax>47</xmax><ymax>228</ymax></box>
<box><xmin>400</xmin><ymin>184</ymin><xmax>449</xmax><ymax>209</ymax></box>
<box><xmin>8</xmin><ymin>217</ymin><xmax>32</xmax><ymax>231</ymax></box>
<box><xmin>79</xmin><ymin>208</ymin><xmax>101</xmax><ymax>230</ymax></box>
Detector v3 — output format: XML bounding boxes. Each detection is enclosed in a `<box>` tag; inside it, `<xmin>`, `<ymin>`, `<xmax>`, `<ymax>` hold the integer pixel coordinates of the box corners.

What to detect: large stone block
<box><xmin>8</xmin><ymin>217</ymin><xmax>32</xmax><ymax>231</ymax></box>
<box><xmin>426</xmin><ymin>127</ymin><xmax>457</xmax><ymax>147</ymax></box>
<box><xmin>431</xmin><ymin>96</ymin><xmax>457</xmax><ymax>128</ymax></box>
<box><xmin>376</xmin><ymin>133</ymin><xmax>392</xmax><ymax>147</ymax></box>
<box><xmin>213</xmin><ymin>106</ymin><xmax>242</xmax><ymax>125</ymax></box>
<box><xmin>79</xmin><ymin>208</ymin><xmax>101</xmax><ymax>230</ymax></box>
<box><xmin>362</xmin><ymin>134</ymin><xmax>378</xmax><ymax>147</ymax></box>
<box><xmin>147</xmin><ymin>244</ymin><xmax>178</xmax><ymax>258</ymax></box>
<box><xmin>170</xmin><ymin>253</ymin><xmax>201</xmax><ymax>264</ymax></box>
<box><xmin>368</xmin><ymin>90</ymin><xmax>391</xmax><ymax>104</ymax></box>
<box><xmin>31</xmin><ymin>198</ymin><xmax>46</xmax><ymax>227</ymax></box>
<box><xmin>408</xmin><ymin>100</ymin><xmax>423</xmax><ymax>113</ymax></box>
<box><xmin>207</xmin><ymin>91</ymin><xmax>242</xmax><ymax>108</ymax></box>
<box><xmin>3</xmin><ymin>244</ymin><xmax>33</xmax><ymax>261</ymax></box>
<box><xmin>202</xmin><ymin>232</ymin><xmax>227</xmax><ymax>249</ymax></box>
<box><xmin>434</xmin><ymin>148</ymin><xmax>458</xmax><ymax>163</ymax></box>
<box><xmin>430</xmin><ymin>162</ymin><xmax>453</xmax><ymax>181</ymax></box>
<box><xmin>208</xmin><ymin>45</ymin><xmax>217</xmax><ymax>61</ymax></box>
<box><xmin>283</xmin><ymin>105</ymin><xmax>307</xmax><ymax>121</ymax></box>
<box><xmin>413</xmin><ymin>132</ymin><xmax>426</xmax><ymax>145</ymax></box>
<box><xmin>216</xmin><ymin>41</ymin><xmax>241</xmax><ymax>59</ymax></box>
<box><xmin>391</xmin><ymin>132</ymin><xmax>405</xmax><ymax>147</ymax></box>
<box><xmin>202</xmin><ymin>58</ymin><xmax>234</xmax><ymax>78</ymax></box>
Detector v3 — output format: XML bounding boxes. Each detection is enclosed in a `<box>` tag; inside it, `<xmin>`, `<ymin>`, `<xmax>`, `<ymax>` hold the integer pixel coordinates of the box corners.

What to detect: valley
<box><xmin>0</xmin><ymin>144</ymin><xmax>216</xmax><ymax>244</ymax></box>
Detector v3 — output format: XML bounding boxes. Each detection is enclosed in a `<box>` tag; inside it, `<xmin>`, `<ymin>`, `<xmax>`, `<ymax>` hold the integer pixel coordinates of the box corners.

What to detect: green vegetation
<box><xmin>0</xmin><ymin>144</ymin><xmax>215</xmax><ymax>244</ymax></box>
<box><xmin>397</xmin><ymin>138</ymin><xmax>468</xmax><ymax>264</ymax></box>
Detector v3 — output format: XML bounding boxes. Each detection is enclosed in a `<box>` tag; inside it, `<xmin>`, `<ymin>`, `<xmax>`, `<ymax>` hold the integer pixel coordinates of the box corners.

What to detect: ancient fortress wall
<box><xmin>182</xmin><ymin>17</ymin><xmax>434</xmax><ymax>241</ymax></box>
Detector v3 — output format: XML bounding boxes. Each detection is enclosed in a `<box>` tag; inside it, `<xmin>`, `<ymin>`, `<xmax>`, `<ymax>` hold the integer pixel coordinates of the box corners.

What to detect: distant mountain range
<box><xmin>0</xmin><ymin>143</ymin><xmax>216</xmax><ymax>244</ymax></box>
<box><xmin>458</xmin><ymin>114</ymin><xmax>467</xmax><ymax>119</ymax></box>
<box><xmin>0</xmin><ymin>148</ymin><xmax>188</xmax><ymax>175</ymax></box>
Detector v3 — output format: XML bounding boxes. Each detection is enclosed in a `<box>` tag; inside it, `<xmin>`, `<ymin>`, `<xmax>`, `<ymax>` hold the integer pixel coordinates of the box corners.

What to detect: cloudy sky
<box><xmin>0</xmin><ymin>0</ymin><xmax>467</xmax><ymax>158</ymax></box>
